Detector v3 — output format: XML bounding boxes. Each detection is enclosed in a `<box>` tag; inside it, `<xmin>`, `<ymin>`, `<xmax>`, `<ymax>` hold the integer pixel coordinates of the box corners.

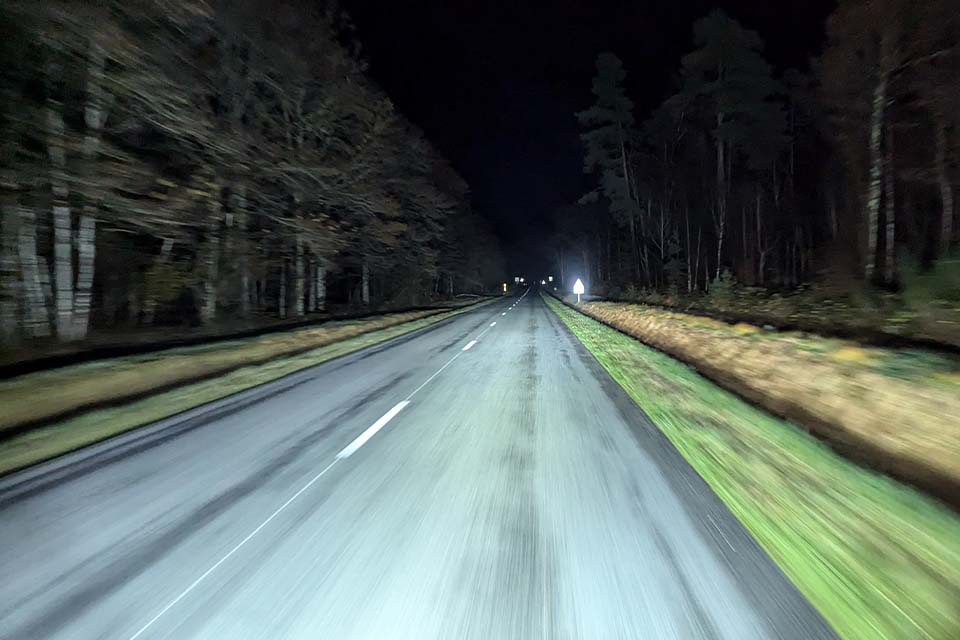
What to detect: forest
<box><xmin>562</xmin><ymin>1</ymin><xmax>959</xmax><ymax>330</ymax></box>
<box><xmin>0</xmin><ymin>0</ymin><xmax>505</xmax><ymax>347</ymax></box>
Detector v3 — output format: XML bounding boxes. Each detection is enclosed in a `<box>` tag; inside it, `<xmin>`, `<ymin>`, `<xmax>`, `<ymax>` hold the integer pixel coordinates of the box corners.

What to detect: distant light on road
<box><xmin>548</xmin><ymin>276</ymin><xmax>553</xmax><ymax>282</ymax></box>
<box><xmin>502</xmin><ymin>283</ymin><xmax>507</xmax><ymax>293</ymax></box>
<box><xmin>541</xmin><ymin>279</ymin><xmax>546</xmax><ymax>285</ymax></box>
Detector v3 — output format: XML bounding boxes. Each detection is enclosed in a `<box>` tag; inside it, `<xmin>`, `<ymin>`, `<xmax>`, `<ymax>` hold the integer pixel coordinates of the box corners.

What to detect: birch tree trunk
<box><xmin>74</xmin><ymin>215</ymin><xmax>95</xmax><ymax>338</ymax></box>
<box><xmin>361</xmin><ymin>262</ymin><xmax>370</xmax><ymax>306</ymax></box>
<box><xmin>294</xmin><ymin>235</ymin><xmax>305</xmax><ymax>317</ymax></box>
<box><xmin>936</xmin><ymin>123</ymin><xmax>955</xmax><ymax>254</ymax></box>
<box><xmin>865</xmin><ymin>66</ymin><xmax>887</xmax><ymax>282</ymax></box>
<box><xmin>714</xmin><ymin>205</ymin><xmax>726</xmax><ymax>281</ymax></box>
<box><xmin>48</xmin><ymin>100</ymin><xmax>75</xmax><ymax>340</ymax></box>
<box><xmin>17</xmin><ymin>207</ymin><xmax>50</xmax><ymax>337</ymax></box>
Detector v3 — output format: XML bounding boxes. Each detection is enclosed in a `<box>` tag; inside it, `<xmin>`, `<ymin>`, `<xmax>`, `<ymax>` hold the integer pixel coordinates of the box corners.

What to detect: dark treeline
<box><xmin>0</xmin><ymin>0</ymin><xmax>504</xmax><ymax>346</ymax></box>
<box><xmin>560</xmin><ymin>1</ymin><xmax>958</xmax><ymax>302</ymax></box>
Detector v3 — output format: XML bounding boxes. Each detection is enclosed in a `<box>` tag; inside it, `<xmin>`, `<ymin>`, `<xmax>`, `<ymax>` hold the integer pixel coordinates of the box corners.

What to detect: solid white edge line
<box><xmin>336</xmin><ymin>401</ymin><xmax>410</xmax><ymax>459</ymax></box>
<box><xmin>127</xmin><ymin>458</ymin><xmax>340</xmax><ymax>640</ymax></box>
<box><xmin>462</xmin><ymin>339</ymin><xmax>477</xmax><ymax>351</ymax></box>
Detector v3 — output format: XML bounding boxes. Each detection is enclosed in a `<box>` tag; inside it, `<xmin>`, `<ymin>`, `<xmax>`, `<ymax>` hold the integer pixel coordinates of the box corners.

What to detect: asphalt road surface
<box><xmin>0</xmin><ymin>291</ymin><xmax>836</xmax><ymax>640</ymax></box>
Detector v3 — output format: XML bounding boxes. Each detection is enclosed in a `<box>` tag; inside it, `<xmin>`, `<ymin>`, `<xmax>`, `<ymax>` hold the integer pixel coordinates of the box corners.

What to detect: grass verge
<box><xmin>560</xmin><ymin>297</ymin><xmax>960</xmax><ymax>507</ymax></box>
<box><xmin>0</xmin><ymin>302</ymin><xmax>489</xmax><ymax>476</ymax></box>
<box><xmin>545</xmin><ymin>294</ymin><xmax>960</xmax><ymax>640</ymax></box>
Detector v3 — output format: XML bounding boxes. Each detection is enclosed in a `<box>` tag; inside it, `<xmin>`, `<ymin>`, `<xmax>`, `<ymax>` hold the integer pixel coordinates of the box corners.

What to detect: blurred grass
<box><xmin>0</xmin><ymin>304</ymin><xmax>484</xmax><ymax>475</ymax></box>
<box><xmin>0</xmin><ymin>305</ymin><xmax>495</xmax><ymax>435</ymax></box>
<box><xmin>545</xmin><ymin>294</ymin><xmax>960</xmax><ymax>640</ymax></box>
<box><xmin>566</xmin><ymin>299</ymin><xmax>960</xmax><ymax>505</ymax></box>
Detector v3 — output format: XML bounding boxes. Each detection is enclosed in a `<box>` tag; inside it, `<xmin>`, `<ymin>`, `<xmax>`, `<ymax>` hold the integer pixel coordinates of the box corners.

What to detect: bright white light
<box><xmin>573</xmin><ymin>279</ymin><xmax>585</xmax><ymax>295</ymax></box>
<box><xmin>541</xmin><ymin>279</ymin><xmax>546</xmax><ymax>285</ymax></box>
<box><xmin>548</xmin><ymin>276</ymin><xmax>553</xmax><ymax>282</ymax></box>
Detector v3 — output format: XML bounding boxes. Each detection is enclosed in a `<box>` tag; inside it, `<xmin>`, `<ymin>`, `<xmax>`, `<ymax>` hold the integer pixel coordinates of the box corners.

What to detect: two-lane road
<box><xmin>0</xmin><ymin>291</ymin><xmax>835</xmax><ymax>639</ymax></box>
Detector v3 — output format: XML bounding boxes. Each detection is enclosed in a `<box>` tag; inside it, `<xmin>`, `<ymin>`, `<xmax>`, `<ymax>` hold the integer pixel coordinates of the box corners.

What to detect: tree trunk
<box><xmin>294</xmin><ymin>235</ymin><xmax>305</xmax><ymax>317</ymax></box>
<box><xmin>741</xmin><ymin>204</ymin><xmax>749</xmax><ymax>280</ymax></box>
<box><xmin>714</xmin><ymin>205</ymin><xmax>725</xmax><ymax>281</ymax></box>
<box><xmin>75</xmin><ymin>39</ymin><xmax>107</xmax><ymax>341</ymax></box>
<box><xmin>74</xmin><ymin>215</ymin><xmax>95</xmax><ymax>338</ymax></box>
<box><xmin>558</xmin><ymin>246</ymin><xmax>565</xmax><ymax>288</ymax></box>
<box><xmin>361</xmin><ymin>262</ymin><xmax>370</xmax><ymax>305</ymax></box>
<box><xmin>143</xmin><ymin>238</ymin><xmax>173</xmax><ymax>325</ymax></box>
<box><xmin>704</xmin><ymin>248</ymin><xmax>710</xmax><ymax>293</ymax></box>
<box><xmin>201</xmin><ymin>198</ymin><xmax>221</xmax><ymax>324</ymax></box>
<box><xmin>865</xmin><ymin>66</ymin><xmax>887</xmax><ymax>282</ymax></box>
<box><xmin>315</xmin><ymin>260</ymin><xmax>326</xmax><ymax>311</ymax></box>
<box><xmin>936</xmin><ymin>123</ymin><xmax>955</xmax><ymax>254</ymax></box>
<box><xmin>0</xmin><ymin>202</ymin><xmax>19</xmax><ymax>342</ymax></box>
<box><xmin>278</xmin><ymin>261</ymin><xmax>287</xmax><ymax>319</ymax></box>
<box><xmin>716</xmin><ymin>109</ymin><xmax>726</xmax><ymax>228</ymax></box>
<box><xmin>581</xmin><ymin>247</ymin><xmax>590</xmax><ymax>291</ymax></box>
<box><xmin>685</xmin><ymin>208</ymin><xmax>692</xmax><ymax>293</ymax></box>
<box><xmin>756</xmin><ymin>188</ymin><xmax>764</xmax><ymax>285</ymax></box>
<box><xmin>694</xmin><ymin>226</ymin><xmax>702</xmax><ymax>293</ymax></box>
<box><xmin>827</xmin><ymin>190</ymin><xmax>838</xmax><ymax>241</ymax></box>
<box><xmin>17</xmin><ymin>207</ymin><xmax>50</xmax><ymax>337</ymax></box>
<box><xmin>308</xmin><ymin>258</ymin><xmax>317</xmax><ymax>312</ymax></box>
<box><xmin>234</xmin><ymin>184</ymin><xmax>251</xmax><ymax>318</ymax></box>
<box><xmin>883</xmin><ymin>122</ymin><xmax>896</xmax><ymax>284</ymax></box>
<box><xmin>47</xmin><ymin>100</ymin><xmax>75</xmax><ymax>340</ymax></box>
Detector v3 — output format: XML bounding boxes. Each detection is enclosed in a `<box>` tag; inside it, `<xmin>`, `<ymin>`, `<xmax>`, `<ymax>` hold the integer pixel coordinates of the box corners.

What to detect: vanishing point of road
<box><xmin>0</xmin><ymin>291</ymin><xmax>835</xmax><ymax>639</ymax></box>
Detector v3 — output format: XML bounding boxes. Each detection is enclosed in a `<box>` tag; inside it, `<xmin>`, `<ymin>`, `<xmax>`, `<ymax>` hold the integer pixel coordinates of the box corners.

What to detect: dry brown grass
<box><xmin>0</xmin><ymin>308</ymin><xmax>453</xmax><ymax>434</ymax></box>
<box><xmin>574</xmin><ymin>300</ymin><xmax>960</xmax><ymax>506</ymax></box>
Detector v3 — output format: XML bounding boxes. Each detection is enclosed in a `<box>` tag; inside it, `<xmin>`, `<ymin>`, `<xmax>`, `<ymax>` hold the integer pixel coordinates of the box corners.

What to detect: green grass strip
<box><xmin>0</xmin><ymin>304</ymin><xmax>485</xmax><ymax>476</ymax></box>
<box><xmin>545</xmin><ymin>294</ymin><xmax>960</xmax><ymax>640</ymax></box>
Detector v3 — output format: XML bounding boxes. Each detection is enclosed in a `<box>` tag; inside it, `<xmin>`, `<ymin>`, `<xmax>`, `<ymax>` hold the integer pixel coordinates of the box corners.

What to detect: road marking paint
<box><xmin>128</xmin><ymin>299</ymin><xmax>517</xmax><ymax>638</ymax></box>
<box><xmin>490</xmin><ymin>322</ymin><xmax>497</xmax><ymax>327</ymax></box>
<box><xmin>462</xmin><ymin>340</ymin><xmax>477</xmax><ymax>351</ymax></box>
<box><xmin>707</xmin><ymin>514</ymin><xmax>736</xmax><ymax>552</ymax></box>
<box><xmin>127</xmin><ymin>458</ymin><xmax>340</xmax><ymax>640</ymax></box>
<box><xmin>336</xmin><ymin>401</ymin><xmax>410</xmax><ymax>459</ymax></box>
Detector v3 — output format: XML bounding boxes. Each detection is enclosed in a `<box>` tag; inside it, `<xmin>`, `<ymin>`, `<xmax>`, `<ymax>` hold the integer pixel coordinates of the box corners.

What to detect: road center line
<box><xmin>129</xmin><ymin>299</ymin><xmax>512</xmax><ymax>638</ymax></box>
<box><xmin>490</xmin><ymin>321</ymin><xmax>497</xmax><ymax>327</ymax></box>
<box><xmin>462</xmin><ymin>339</ymin><xmax>477</xmax><ymax>351</ymax></box>
<box><xmin>336</xmin><ymin>401</ymin><xmax>410</xmax><ymax>459</ymax></box>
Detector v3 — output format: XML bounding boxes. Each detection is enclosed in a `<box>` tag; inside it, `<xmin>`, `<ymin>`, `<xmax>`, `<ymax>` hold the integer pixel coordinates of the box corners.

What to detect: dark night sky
<box><xmin>343</xmin><ymin>0</ymin><xmax>837</xmax><ymax>275</ymax></box>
